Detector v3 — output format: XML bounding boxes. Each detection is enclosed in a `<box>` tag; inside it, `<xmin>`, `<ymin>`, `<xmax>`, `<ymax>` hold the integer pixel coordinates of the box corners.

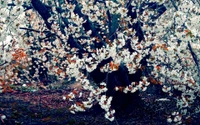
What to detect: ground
<box><xmin>0</xmin><ymin>83</ymin><xmax>200</xmax><ymax>125</ymax></box>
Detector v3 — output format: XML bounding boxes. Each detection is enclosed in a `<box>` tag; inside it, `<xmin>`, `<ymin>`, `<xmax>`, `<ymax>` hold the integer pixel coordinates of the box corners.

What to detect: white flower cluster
<box><xmin>167</xmin><ymin>111</ymin><xmax>182</xmax><ymax>124</ymax></box>
<box><xmin>66</xmin><ymin>79</ymin><xmax>115</xmax><ymax>120</ymax></box>
<box><xmin>0</xmin><ymin>0</ymin><xmax>200</xmax><ymax>123</ymax></box>
<box><xmin>115</xmin><ymin>77</ymin><xmax>150</xmax><ymax>93</ymax></box>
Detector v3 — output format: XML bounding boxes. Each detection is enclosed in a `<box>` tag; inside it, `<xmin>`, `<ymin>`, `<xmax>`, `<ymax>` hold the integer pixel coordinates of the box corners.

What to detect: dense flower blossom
<box><xmin>0</xmin><ymin>0</ymin><xmax>200</xmax><ymax>123</ymax></box>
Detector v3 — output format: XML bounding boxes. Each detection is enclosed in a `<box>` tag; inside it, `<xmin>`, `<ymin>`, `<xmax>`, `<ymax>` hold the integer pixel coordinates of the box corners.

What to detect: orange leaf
<box><xmin>152</xmin><ymin>45</ymin><xmax>158</xmax><ymax>51</ymax></box>
<box><xmin>72</xmin><ymin>89</ymin><xmax>78</xmax><ymax>95</ymax></box>
<box><xmin>184</xmin><ymin>29</ymin><xmax>191</xmax><ymax>33</ymax></box>
<box><xmin>39</xmin><ymin>48</ymin><xmax>46</xmax><ymax>53</ymax></box>
<box><xmin>41</xmin><ymin>117</ymin><xmax>51</xmax><ymax>122</ymax></box>
<box><xmin>12</xmin><ymin>48</ymin><xmax>27</xmax><ymax>61</ymax></box>
<box><xmin>109</xmin><ymin>61</ymin><xmax>119</xmax><ymax>71</ymax></box>
<box><xmin>156</xmin><ymin>65</ymin><xmax>161</xmax><ymax>71</ymax></box>
<box><xmin>56</xmin><ymin>69</ymin><xmax>63</xmax><ymax>75</ymax></box>
<box><xmin>149</xmin><ymin>77</ymin><xmax>159</xmax><ymax>85</ymax></box>
<box><xmin>188</xmin><ymin>79</ymin><xmax>195</xmax><ymax>86</ymax></box>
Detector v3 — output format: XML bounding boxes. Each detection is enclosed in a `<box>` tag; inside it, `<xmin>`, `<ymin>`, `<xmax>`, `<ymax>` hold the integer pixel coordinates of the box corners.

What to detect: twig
<box><xmin>115</xmin><ymin>118</ymin><xmax>120</xmax><ymax>125</ymax></box>
<box><xmin>188</xmin><ymin>41</ymin><xmax>200</xmax><ymax>77</ymax></box>
<box><xmin>19</xmin><ymin>27</ymin><xmax>49</xmax><ymax>33</ymax></box>
<box><xmin>169</xmin><ymin>0</ymin><xmax>178</xmax><ymax>11</ymax></box>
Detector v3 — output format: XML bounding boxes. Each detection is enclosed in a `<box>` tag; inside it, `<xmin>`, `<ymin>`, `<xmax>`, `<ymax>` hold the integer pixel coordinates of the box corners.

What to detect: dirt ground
<box><xmin>0</xmin><ymin>86</ymin><xmax>200</xmax><ymax>125</ymax></box>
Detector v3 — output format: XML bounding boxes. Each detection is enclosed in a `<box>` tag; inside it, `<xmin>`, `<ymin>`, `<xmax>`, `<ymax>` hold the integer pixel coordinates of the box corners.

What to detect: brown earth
<box><xmin>0</xmin><ymin>83</ymin><xmax>199</xmax><ymax>125</ymax></box>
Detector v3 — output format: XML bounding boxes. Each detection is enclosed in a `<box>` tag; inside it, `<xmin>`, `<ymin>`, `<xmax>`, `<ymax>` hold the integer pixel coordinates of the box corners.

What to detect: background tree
<box><xmin>0</xmin><ymin>0</ymin><xmax>200</xmax><ymax>123</ymax></box>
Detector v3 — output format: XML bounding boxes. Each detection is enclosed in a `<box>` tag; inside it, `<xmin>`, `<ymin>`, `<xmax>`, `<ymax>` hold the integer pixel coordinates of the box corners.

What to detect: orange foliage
<box><xmin>41</xmin><ymin>117</ymin><xmax>51</xmax><ymax>122</ymax></box>
<box><xmin>109</xmin><ymin>61</ymin><xmax>119</xmax><ymax>71</ymax></box>
<box><xmin>152</xmin><ymin>44</ymin><xmax>168</xmax><ymax>51</ymax></box>
<box><xmin>12</xmin><ymin>48</ymin><xmax>27</xmax><ymax>61</ymax></box>
<box><xmin>0</xmin><ymin>80</ymin><xmax>13</xmax><ymax>93</ymax></box>
<box><xmin>184</xmin><ymin>29</ymin><xmax>194</xmax><ymax>37</ymax></box>
<box><xmin>148</xmin><ymin>77</ymin><xmax>162</xmax><ymax>85</ymax></box>
<box><xmin>156</xmin><ymin>65</ymin><xmax>161</xmax><ymax>71</ymax></box>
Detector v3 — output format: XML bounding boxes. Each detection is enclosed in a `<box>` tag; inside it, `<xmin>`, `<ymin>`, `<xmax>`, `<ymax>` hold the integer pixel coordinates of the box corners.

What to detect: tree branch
<box><xmin>31</xmin><ymin>0</ymin><xmax>52</xmax><ymax>29</ymax></box>
<box><xmin>188</xmin><ymin>41</ymin><xmax>200</xmax><ymax>77</ymax></box>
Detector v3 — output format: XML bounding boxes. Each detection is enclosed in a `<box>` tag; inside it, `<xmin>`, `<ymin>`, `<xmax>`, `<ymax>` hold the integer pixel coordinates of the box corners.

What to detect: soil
<box><xmin>0</xmin><ymin>86</ymin><xmax>200</xmax><ymax>125</ymax></box>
